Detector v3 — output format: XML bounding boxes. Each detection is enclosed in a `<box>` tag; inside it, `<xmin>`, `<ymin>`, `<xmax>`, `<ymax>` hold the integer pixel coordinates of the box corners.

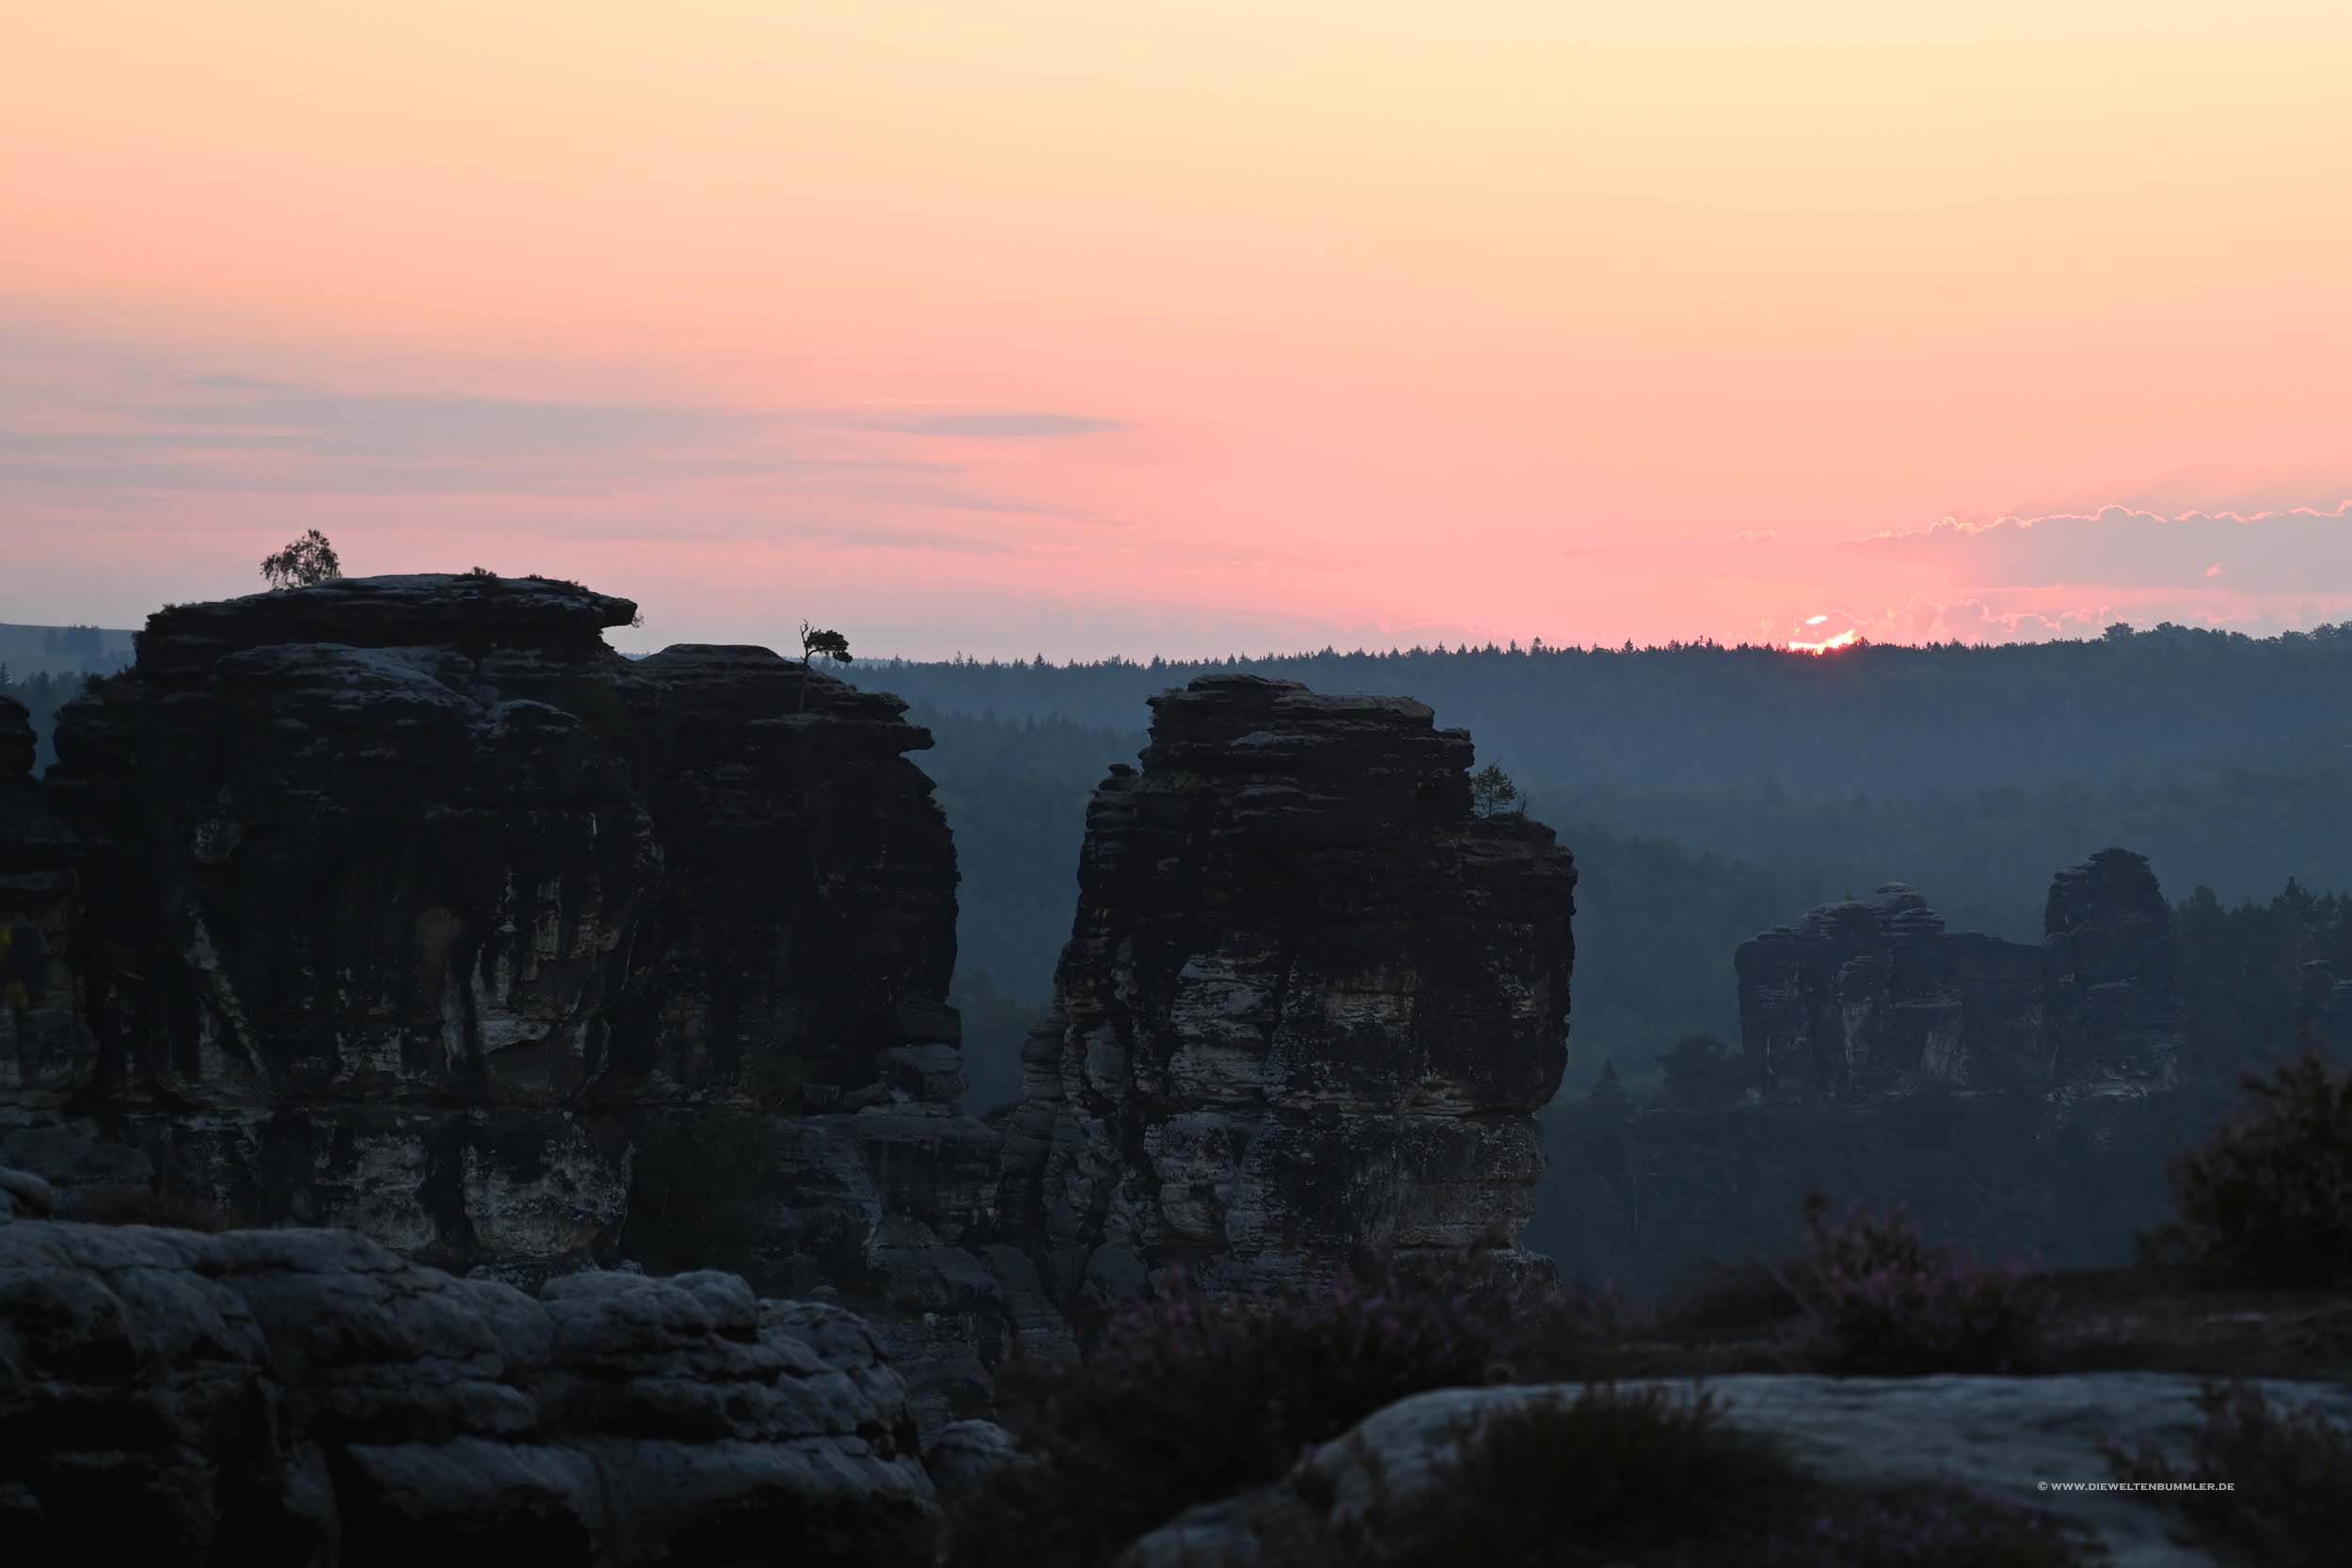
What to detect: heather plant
<box><xmin>1343</xmin><ymin>1384</ymin><xmax>1788</xmax><ymax>1565</ymax></box>
<box><xmin>1761</xmin><ymin>1489</ymin><xmax>2109</xmax><ymax>1567</ymax></box>
<box><xmin>948</xmin><ymin>1248</ymin><xmax>1601</xmax><ymax>1568</ymax></box>
<box><xmin>1779</xmin><ymin>1194</ymin><xmax>2058</xmax><ymax>1375</ymax></box>
<box><xmin>2108</xmin><ymin>1380</ymin><xmax>2352</xmax><ymax>1568</ymax></box>
<box><xmin>2162</xmin><ymin>1046</ymin><xmax>2352</xmax><ymax>1287</ymax></box>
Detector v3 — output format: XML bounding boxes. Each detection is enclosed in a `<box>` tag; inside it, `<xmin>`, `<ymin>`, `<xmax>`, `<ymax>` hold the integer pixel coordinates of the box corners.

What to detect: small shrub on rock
<box><xmin>1762</xmin><ymin>1488</ymin><xmax>2109</xmax><ymax>1567</ymax></box>
<box><xmin>2164</xmin><ymin>1048</ymin><xmax>2352</xmax><ymax>1287</ymax></box>
<box><xmin>1779</xmin><ymin>1195</ymin><xmax>2058</xmax><ymax>1375</ymax></box>
<box><xmin>1355</xmin><ymin>1384</ymin><xmax>1788</xmax><ymax>1565</ymax></box>
<box><xmin>2108</xmin><ymin>1380</ymin><xmax>2352</xmax><ymax>1568</ymax></box>
<box><xmin>67</xmin><ymin>1184</ymin><xmax>235</xmax><ymax>1232</ymax></box>
<box><xmin>948</xmin><ymin>1249</ymin><xmax>1599</xmax><ymax>1568</ymax></box>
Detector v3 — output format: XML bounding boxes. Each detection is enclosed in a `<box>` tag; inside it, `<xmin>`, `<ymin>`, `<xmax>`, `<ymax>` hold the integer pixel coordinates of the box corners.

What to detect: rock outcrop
<box><xmin>0</xmin><ymin>576</ymin><xmax>1062</xmax><ymax>1422</ymax></box>
<box><xmin>0</xmin><ymin>1189</ymin><xmax>935</xmax><ymax>1567</ymax></box>
<box><xmin>1117</xmin><ymin>1374</ymin><xmax>2352</xmax><ymax>1568</ymax></box>
<box><xmin>2043</xmin><ymin>850</ymin><xmax>2183</xmax><ymax>1091</ymax></box>
<box><xmin>1736</xmin><ymin>849</ymin><xmax>2181</xmax><ymax>1102</ymax></box>
<box><xmin>0</xmin><ymin>697</ymin><xmax>85</xmax><ymax>1099</ymax></box>
<box><xmin>999</xmin><ymin>674</ymin><xmax>1575</xmax><ymax>1323</ymax></box>
<box><xmin>1538</xmin><ymin>849</ymin><xmax>2189</xmax><ymax>1297</ymax></box>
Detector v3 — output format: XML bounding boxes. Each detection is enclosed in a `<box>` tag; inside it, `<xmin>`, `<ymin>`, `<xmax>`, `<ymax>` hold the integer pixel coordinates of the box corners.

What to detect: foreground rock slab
<box><xmin>0</xmin><ymin>1203</ymin><xmax>936</xmax><ymax>1567</ymax></box>
<box><xmin>1120</xmin><ymin>1372</ymin><xmax>2352</xmax><ymax>1568</ymax></box>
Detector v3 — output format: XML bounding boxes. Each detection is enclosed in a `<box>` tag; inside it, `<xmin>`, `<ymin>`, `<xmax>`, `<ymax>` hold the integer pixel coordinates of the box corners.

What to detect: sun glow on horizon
<box><xmin>1788</xmin><ymin>628</ymin><xmax>1861</xmax><ymax>654</ymax></box>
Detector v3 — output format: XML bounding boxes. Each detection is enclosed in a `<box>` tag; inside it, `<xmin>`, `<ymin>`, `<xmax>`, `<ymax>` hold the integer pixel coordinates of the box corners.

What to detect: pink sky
<box><xmin>5</xmin><ymin>2</ymin><xmax>2350</xmax><ymax>657</ymax></box>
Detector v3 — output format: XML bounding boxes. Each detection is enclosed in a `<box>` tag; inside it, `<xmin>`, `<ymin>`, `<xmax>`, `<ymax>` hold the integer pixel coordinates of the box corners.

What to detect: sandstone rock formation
<box><xmin>999</xmin><ymin>674</ymin><xmax>1576</xmax><ymax>1322</ymax></box>
<box><xmin>2043</xmin><ymin>849</ymin><xmax>2183</xmax><ymax>1091</ymax></box>
<box><xmin>1534</xmin><ymin>850</ymin><xmax>2190</xmax><ymax>1297</ymax></box>
<box><xmin>0</xmin><ymin>697</ymin><xmax>84</xmax><ymax>1100</ymax></box>
<box><xmin>0</xmin><ymin>1187</ymin><xmax>935</xmax><ymax>1566</ymax></box>
<box><xmin>0</xmin><ymin>575</ymin><xmax>1061</xmax><ymax>1422</ymax></box>
<box><xmin>1735</xmin><ymin>849</ymin><xmax>2181</xmax><ymax>1102</ymax></box>
<box><xmin>1117</xmin><ymin>1374</ymin><xmax>2352</xmax><ymax>1568</ymax></box>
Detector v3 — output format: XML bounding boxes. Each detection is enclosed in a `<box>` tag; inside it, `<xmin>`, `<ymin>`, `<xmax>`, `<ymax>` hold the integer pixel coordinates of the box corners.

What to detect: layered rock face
<box><xmin>0</xmin><ymin>1179</ymin><xmax>935</xmax><ymax>1567</ymax></box>
<box><xmin>999</xmin><ymin>674</ymin><xmax>1576</xmax><ymax>1321</ymax></box>
<box><xmin>0</xmin><ymin>576</ymin><xmax>1058</xmax><ymax>1421</ymax></box>
<box><xmin>0</xmin><ymin>698</ymin><xmax>85</xmax><ymax>1098</ymax></box>
<box><xmin>1736</xmin><ymin>849</ymin><xmax>2181</xmax><ymax>1102</ymax></box>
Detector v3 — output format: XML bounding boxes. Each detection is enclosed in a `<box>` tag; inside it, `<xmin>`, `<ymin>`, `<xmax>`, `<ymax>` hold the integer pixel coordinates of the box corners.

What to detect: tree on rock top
<box><xmin>797</xmin><ymin>621</ymin><xmax>852</xmax><ymax>711</ymax></box>
<box><xmin>801</xmin><ymin>622</ymin><xmax>851</xmax><ymax>669</ymax></box>
<box><xmin>1471</xmin><ymin>762</ymin><xmax>1525</xmax><ymax>818</ymax></box>
<box><xmin>259</xmin><ymin>530</ymin><xmax>342</xmax><ymax>590</ymax></box>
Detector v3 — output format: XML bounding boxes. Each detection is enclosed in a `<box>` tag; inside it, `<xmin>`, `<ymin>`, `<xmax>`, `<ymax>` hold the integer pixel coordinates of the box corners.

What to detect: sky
<box><xmin>5</xmin><ymin>1</ymin><xmax>2351</xmax><ymax>657</ymax></box>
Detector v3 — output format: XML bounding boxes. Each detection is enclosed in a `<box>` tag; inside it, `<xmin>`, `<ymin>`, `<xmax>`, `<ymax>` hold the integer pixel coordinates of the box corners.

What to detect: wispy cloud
<box><xmin>1842</xmin><ymin>502</ymin><xmax>2352</xmax><ymax>594</ymax></box>
<box><xmin>0</xmin><ymin>354</ymin><xmax>1127</xmax><ymax>537</ymax></box>
<box><xmin>823</xmin><ymin>411</ymin><xmax>1123</xmax><ymax>438</ymax></box>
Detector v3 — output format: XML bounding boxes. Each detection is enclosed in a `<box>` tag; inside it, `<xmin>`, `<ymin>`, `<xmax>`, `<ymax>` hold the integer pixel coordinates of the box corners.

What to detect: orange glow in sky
<box><xmin>4</xmin><ymin>2</ymin><xmax>2350</xmax><ymax>655</ymax></box>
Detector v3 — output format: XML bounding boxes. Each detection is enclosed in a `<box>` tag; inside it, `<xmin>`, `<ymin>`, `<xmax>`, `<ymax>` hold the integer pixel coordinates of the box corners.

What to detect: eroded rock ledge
<box><xmin>0</xmin><ymin>1173</ymin><xmax>935</xmax><ymax>1567</ymax></box>
<box><xmin>999</xmin><ymin>674</ymin><xmax>1577</xmax><ymax>1322</ymax></box>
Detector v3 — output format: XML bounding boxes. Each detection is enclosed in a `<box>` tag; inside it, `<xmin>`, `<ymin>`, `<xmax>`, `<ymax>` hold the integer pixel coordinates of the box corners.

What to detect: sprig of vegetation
<box><xmin>1778</xmin><ymin>1195</ymin><xmax>2059</xmax><ymax>1375</ymax></box>
<box><xmin>2161</xmin><ymin>1048</ymin><xmax>2352</xmax><ymax>1287</ymax></box>
<box><xmin>2108</xmin><ymin>1381</ymin><xmax>2352</xmax><ymax>1568</ymax></box>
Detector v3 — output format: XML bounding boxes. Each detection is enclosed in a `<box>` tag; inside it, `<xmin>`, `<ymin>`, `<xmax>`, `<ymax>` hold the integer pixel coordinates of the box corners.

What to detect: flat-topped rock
<box><xmin>131</xmin><ymin>573</ymin><xmax>637</xmax><ymax>676</ymax></box>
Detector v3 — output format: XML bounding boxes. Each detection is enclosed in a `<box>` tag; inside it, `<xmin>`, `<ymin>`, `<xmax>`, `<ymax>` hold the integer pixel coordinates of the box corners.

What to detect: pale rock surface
<box><xmin>1120</xmin><ymin>1373</ymin><xmax>2352</xmax><ymax>1568</ymax></box>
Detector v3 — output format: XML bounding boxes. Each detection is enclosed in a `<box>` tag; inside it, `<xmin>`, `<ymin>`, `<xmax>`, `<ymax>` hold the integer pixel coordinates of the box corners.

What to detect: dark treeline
<box><xmin>2177</xmin><ymin>881</ymin><xmax>2352</xmax><ymax>1080</ymax></box>
<box><xmin>861</xmin><ymin>623</ymin><xmax>2352</xmax><ymax>794</ymax></box>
